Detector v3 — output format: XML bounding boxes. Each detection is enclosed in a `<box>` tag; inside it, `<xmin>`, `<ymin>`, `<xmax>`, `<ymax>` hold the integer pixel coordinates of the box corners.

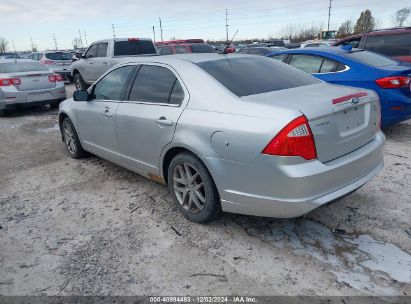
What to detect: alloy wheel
<box><xmin>63</xmin><ymin>120</ymin><xmax>76</xmax><ymax>155</ymax></box>
<box><xmin>172</xmin><ymin>162</ymin><xmax>206</xmax><ymax>214</ymax></box>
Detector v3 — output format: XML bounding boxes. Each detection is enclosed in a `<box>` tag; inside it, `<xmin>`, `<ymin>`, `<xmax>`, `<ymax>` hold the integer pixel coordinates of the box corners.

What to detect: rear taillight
<box><xmin>0</xmin><ymin>78</ymin><xmax>21</xmax><ymax>86</ymax></box>
<box><xmin>48</xmin><ymin>74</ymin><xmax>64</xmax><ymax>82</ymax></box>
<box><xmin>128</xmin><ymin>38</ymin><xmax>139</xmax><ymax>42</ymax></box>
<box><xmin>262</xmin><ymin>115</ymin><xmax>317</xmax><ymax>160</ymax></box>
<box><xmin>41</xmin><ymin>59</ymin><xmax>55</xmax><ymax>65</ymax></box>
<box><xmin>375</xmin><ymin>76</ymin><xmax>410</xmax><ymax>89</ymax></box>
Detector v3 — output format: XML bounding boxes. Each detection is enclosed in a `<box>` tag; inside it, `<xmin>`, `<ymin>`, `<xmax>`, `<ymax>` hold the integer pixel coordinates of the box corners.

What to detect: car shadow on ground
<box><xmin>2</xmin><ymin>105</ymin><xmax>58</xmax><ymax>118</ymax></box>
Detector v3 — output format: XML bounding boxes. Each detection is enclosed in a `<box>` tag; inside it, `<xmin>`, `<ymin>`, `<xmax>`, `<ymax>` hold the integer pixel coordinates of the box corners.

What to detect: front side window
<box><xmin>197</xmin><ymin>57</ymin><xmax>319</xmax><ymax>97</ymax></box>
<box><xmin>289</xmin><ymin>54</ymin><xmax>324</xmax><ymax>73</ymax></box>
<box><xmin>85</xmin><ymin>45</ymin><xmax>98</xmax><ymax>58</ymax></box>
<box><xmin>128</xmin><ymin>65</ymin><xmax>184</xmax><ymax>105</ymax></box>
<box><xmin>92</xmin><ymin>65</ymin><xmax>134</xmax><ymax>100</ymax></box>
<box><xmin>364</xmin><ymin>34</ymin><xmax>411</xmax><ymax>57</ymax></box>
<box><xmin>97</xmin><ymin>43</ymin><xmax>108</xmax><ymax>57</ymax></box>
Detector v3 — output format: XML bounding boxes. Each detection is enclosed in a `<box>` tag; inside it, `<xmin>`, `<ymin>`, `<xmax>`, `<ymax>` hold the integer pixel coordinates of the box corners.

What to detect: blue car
<box><xmin>267</xmin><ymin>47</ymin><xmax>411</xmax><ymax>127</ymax></box>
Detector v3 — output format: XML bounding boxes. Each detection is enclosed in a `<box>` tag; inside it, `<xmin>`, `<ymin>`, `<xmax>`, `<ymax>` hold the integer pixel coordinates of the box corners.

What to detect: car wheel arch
<box><xmin>161</xmin><ymin>146</ymin><xmax>213</xmax><ymax>186</ymax></box>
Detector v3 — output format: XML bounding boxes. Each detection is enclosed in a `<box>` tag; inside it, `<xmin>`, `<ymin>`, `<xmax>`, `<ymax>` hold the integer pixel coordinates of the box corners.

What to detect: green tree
<box><xmin>354</xmin><ymin>10</ymin><xmax>375</xmax><ymax>34</ymax></box>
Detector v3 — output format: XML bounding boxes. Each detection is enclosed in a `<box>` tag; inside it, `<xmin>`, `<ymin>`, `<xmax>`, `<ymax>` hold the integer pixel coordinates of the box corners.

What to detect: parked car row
<box><xmin>3</xmin><ymin>29</ymin><xmax>410</xmax><ymax>224</ymax></box>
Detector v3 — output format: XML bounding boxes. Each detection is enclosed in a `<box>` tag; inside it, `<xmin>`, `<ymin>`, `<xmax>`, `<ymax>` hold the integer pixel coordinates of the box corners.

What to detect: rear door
<box><xmin>116</xmin><ymin>64</ymin><xmax>187</xmax><ymax>174</ymax></box>
<box><xmin>76</xmin><ymin>65</ymin><xmax>135</xmax><ymax>160</ymax></box>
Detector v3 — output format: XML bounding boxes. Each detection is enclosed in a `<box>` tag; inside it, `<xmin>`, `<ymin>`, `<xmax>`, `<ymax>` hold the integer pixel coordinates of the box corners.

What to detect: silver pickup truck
<box><xmin>71</xmin><ymin>38</ymin><xmax>157</xmax><ymax>90</ymax></box>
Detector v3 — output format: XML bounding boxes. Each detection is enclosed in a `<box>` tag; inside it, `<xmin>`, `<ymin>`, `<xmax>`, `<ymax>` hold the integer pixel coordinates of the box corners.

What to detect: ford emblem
<box><xmin>351</xmin><ymin>97</ymin><xmax>360</xmax><ymax>105</ymax></box>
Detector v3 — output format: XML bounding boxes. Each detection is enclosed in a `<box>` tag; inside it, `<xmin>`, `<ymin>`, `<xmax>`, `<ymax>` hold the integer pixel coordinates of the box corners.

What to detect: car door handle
<box><xmin>89</xmin><ymin>62</ymin><xmax>94</xmax><ymax>64</ymax></box>
<box><xmin>102</xmin><ymin>62</ymin><xmax>108</xmax><ymax>64</ymax></box>
<box><xmin>155</xmin><ymin>117</ymin><xmax>173</xmax><ymax>127</ymax></box>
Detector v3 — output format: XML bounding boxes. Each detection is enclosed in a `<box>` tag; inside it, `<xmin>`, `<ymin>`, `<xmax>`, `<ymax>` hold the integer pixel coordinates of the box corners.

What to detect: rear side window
<box><xmin>197</xmin><ymin>57</ymin><xmax>319</xmax><ymax>97</ymax></box>
<box><xmin>289</xmin><ymin>54</ymin><xmax>323</xmax><ymax>73</ymax></box>
<box><xmin>97</xmin><ymin>43</ymin><xmax>108</xmax><ymax>57</ymax></box>
<box><xmin>189</xmin><ymin>44</ymin><xmax>215</xmax><ymax>53</ymax></box>
<box><xmin>320</xmin><ymin>58</ymin><xmax>339</xmax><ymax>73</ymax></box>
<box><xmin>344</xmin><ymin>50</ymin><xmax>398</xmax><ymax>67</ymax></box>
<box><xmin>92</xmin><ymin>65</ymin><xmax>134</xmax><ymax>100</ymax></box>
<box><xmin>0</xmin><ymin>62</ymin><xmax>48</xmax><ymax>73</ymax></box>
<box><xmin>128</xmin><ymin>65</ymin><xmax>184</xmax><ymax>104</ymax></box>
<box><xmin>364</xmin><ymin>34</ymin><xmax>411</xmax><ymax>57</ymax></box>
<box><xmin>45</xmin><ymin>52</ymin><xmax>72</xmax><ymax>60</ymax></box>
<box><xmin>114</xmin><ymin>40</ymin><xmax>156</xmax><ymax>56</ymax></box>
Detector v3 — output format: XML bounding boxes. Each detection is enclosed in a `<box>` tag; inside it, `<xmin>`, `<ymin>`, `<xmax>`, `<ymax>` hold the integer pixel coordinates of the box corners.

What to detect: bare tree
<box><xmin>354</xmin><ymin>10</ymin><xmax>376</xmax><ymax>34</ymax></box>
<box><xmin>72</xmin><ymin>38</ymin><xmax>81</xmax><ymax>49</ymax></box>
<box><xmin>280</xmin><ymin>23</ymin><xmax>323</xmax><ymax>42</ymax></box>
<box><xmin>337</xmin><ymin>20</ymin><xmax>353</xmax><ymax>38</ymax></box>
<box><xmin>0</xmin><ymin>37</ymin><xmax>8</xmax><ymax>53</ymax></box>
<box><xmin>392</xmin><ymin>7</ymin><xmax>411</xmax><ymax>27</ymax></box>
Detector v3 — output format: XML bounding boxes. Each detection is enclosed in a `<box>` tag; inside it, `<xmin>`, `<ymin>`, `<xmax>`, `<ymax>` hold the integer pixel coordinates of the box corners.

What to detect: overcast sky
<box><xmin>1</xmin><ymin>0</ymin><xmax>411</xmax><ymax>51</ymax></box>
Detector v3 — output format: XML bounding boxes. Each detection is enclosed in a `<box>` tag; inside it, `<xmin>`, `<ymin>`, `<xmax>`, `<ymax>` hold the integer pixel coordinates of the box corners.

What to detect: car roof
<box><xmin>335</xmin><ymin>27</ymin><xmax>411</xmax><ymax>43</ymax></box>
<box><xmin>268</xmin><ymin>46</ymin><xmax>356</xmax><ymax>56</ymax></box>
<box><xmin>117</xmin><ymin>53</ymin><xmax>251</xmax><ymax>64</ymax></box>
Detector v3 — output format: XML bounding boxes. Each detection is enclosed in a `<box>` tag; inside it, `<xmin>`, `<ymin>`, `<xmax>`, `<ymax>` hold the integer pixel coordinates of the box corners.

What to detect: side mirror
<box><xmin>73</xmin><ymin>90</ymin><xmax>89</xmax><ymax>102</ymax></box>
<box><xmin>75</xmin><ymin>52</ymin><xmax>84</xmax><ymax>59</ymax></box>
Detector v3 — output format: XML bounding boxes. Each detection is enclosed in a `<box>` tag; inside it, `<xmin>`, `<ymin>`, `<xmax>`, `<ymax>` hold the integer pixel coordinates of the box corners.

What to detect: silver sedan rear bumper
<box><xmin>0</xmin><ymin>86</ymin><xmax>66</xmax><ymax>110</ymax></box>
<box><xmin>204</xmin><ymin>131</ymin><xmax>385</xmax><ymax>218</ymax></box>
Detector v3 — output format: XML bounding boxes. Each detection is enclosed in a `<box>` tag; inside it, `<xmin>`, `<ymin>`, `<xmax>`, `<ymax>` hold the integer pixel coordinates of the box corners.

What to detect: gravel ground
<box><xmin>0</xmin><ymin>84</ymin><xmax>410</xmax><ymax>296</ymax></box>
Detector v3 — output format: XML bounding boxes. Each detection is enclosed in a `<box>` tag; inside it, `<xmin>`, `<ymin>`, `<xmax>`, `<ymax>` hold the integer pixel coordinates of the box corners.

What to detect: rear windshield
<box><xmin>114</xmin><ymin>40</ymin><xmax>157</xmax><ymax>56</ymax></box>
<box><xmin>45</xmin><ymin>52</ymin><xmax>72</xmax><ymax>60</ymax></box>
<box><xmin>197</xmin><ymin>57</ymin><xmax>319</xmax><ymax>97</ymax></box>
<box><xmin>364</xmin><ymin>34</ymin><xmax>411</xmax><ymax>57</ymax></box>
<box><xmin>344</xmin><ymin>50</ymin><xmax>398</xmax><ymax>67</ymax></box>
<box><xmin>189</xmin><ymin>44</ymin><xmax>216</xmax><ymax>53</ymax></box>
<box><xmin>0</xmin><ymin>62</ymin><xmax>48</xmax><ymax>73</ymax></box>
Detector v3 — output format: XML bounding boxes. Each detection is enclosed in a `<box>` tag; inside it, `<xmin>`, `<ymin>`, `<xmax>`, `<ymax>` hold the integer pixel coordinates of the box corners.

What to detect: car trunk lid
<box><xmin>7</xmin><ymin>71</ymin><xmax>56</xmax><ymax>91</ymax></box>
<box><xmin>242</xmin><ymin>83</ymin><xmax>380</xmax><ymax>163</ymax></box>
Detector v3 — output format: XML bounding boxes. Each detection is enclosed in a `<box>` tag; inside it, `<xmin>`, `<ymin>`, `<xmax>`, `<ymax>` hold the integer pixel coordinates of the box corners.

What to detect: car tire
<box><xmin>167</xmin><ymin>153</ymin><xmax>221</xmax><ymax>223</ymax></box>
<box><xmin>74</xmin><ymin>73</ymin><xmax>87</xmax><ymax>91</ymax></box>
<box><xmin>62</xmin><ymin>117</ymin><xmax>85</xmax><ymax>159</ymax></box>
<box><xmin>0</xmin><ymin>110</ymin><xmax>5</xmax><ymax>117</ymax></box>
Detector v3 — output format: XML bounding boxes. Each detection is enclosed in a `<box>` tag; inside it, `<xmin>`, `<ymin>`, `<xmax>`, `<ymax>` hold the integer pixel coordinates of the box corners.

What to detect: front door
<box><xmin>76</xmin><ymin>65</ymin><xmax>135</xmax><ymax>160</ymax></box>
<box><xmin>116</xmin><ymin>64</ymin><xmax>187</xmax><ymax>174</ymax></box>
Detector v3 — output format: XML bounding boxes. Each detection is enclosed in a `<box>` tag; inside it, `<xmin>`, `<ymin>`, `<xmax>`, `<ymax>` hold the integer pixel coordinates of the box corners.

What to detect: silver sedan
<box><xmin>58</xmin><ymin>53</ymin><xmax>384</xmax><ymax>223</ymax></box>
<box><xmin>0</xmin><ymin>59</ymin><xmax>66</xmax><ymax>115</ymax></box>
